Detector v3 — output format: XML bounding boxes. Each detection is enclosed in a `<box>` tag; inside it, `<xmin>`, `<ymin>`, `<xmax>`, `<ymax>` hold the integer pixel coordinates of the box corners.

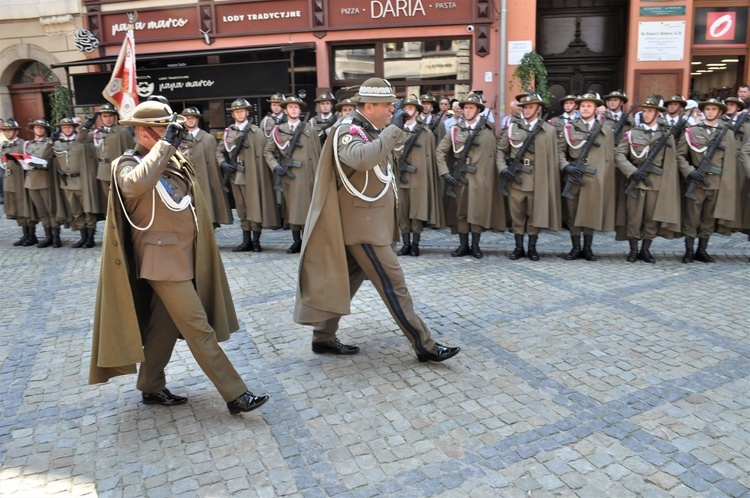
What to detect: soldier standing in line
<box><xmin>393</xmin><ymin>95</ymin><xmax>444</xmax><ymax>257</ymax></box>
<box><xmin>2</xmin><ymin>118</ymin><xmax>37</xmax><ymax>246</ymax></box>
<box><xmin>217</xmin><ymin>98</ymin><xmax>280</xmax><ymax>252</ymax></box>
<box><xmin>614</xmin><ymin>97</ymin><xmax>682</xmax><ymax>263</ymax></box>
<box><xmin>293</xmin><ymin>77</ymin><xmax>460</xmax><ymax>363</ymax></box>
<box><xmin>309</xmin><ymin>92</ymin><xmax>337</xmax><ymax>147</ymax></box>
<box><xmin>676</xmin><ymin>98</ymin><xmax>740</xmax><ymax>263</ymax></box>
<box><xmin>436</xmin><ymin>94</ymin><xmax>506</xmax><ymax>259</ymax></box>
<box><xmin>548</xmin><ymin>94</ymin><xmax>579</xmax><ymax>136</ymax></box>
<box><xmin>53</xmin><ymin>117</ymin><xmax>102</xmax><ymax>248</ymax></box>
<box><xmin>496</xmin><ymin>93</ymin><xmax>562</xmax><ymax>261</ymax></box>
<box><xmin>179</xmin><ymin>107</ymin><xmax>232</xmax><ymax>228</ymax></box>
<box><xmin>663</xmin><ymin>95</ymin><xmax>693</xmax><ymax>128</ymax></box>
<box><xmin>263</xmin><ymin>96</ymin><xmax>321</xmax><ymax>254</ymax></box>
<box><xmin>602</xmin><ymin>90</ymin><xmax>634</xmax><ymax>145</ymax></box>
<box><xmin>558</xmin><ymin>93</ymin><xmax>616</xmax><ymax>261</ymax></box>
<box><xmin>24</xmin><ymin>119</ymin><xmax>66</xmax><ymax>248</ymax></box>
<box><xmin>418</xmin><ymin>93</ymin><xmax>441</xmax><ymax>138</ymax></box>
<box><xmin>336</xmin><ymin>98</ymin><xmax>356</xmax><ymax>119</ymax></box>
<box><xmin>260</xmin><ymin>92</ymin><xmax>287</xmax><ymax>139</ymax></box>
<box><xmin>722</xmin><ymin>97</ymin><xmax>750</xmax><ymax>239</ymax></box>
<box><xmin>77</xmin><ymin>103</ymin><xmax>135</xmax><ymax>205</ymax></box>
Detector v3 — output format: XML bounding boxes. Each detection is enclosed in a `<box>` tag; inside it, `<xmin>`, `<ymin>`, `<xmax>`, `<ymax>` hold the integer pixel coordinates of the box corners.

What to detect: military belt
<box><xmin>98</xmin><ymin>158</ymin><xmax>111</xmax><ymax>164</ymax></box>
<box><xmin>707</xmin><ymin>166</ymin><xmax>723</xmax><ymax>175</ymax></box>
<box><xmin>61</xmin><ymin>173</ymin><xmax>81</xmax><ymax>179</ymax></box>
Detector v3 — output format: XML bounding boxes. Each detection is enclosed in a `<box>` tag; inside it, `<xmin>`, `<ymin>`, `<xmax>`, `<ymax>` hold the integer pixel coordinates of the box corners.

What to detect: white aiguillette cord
<box><xmin>333</xmin><ymin>122</ymin><xmax>395</xmax><ymax>202</ymax></box>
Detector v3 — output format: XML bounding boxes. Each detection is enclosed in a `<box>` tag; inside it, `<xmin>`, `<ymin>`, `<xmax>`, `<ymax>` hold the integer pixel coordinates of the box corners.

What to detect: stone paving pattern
<box><xmin>0</xmin><ymin>207</ymin><xmax>749</xmax><ymax>497</ymax></box>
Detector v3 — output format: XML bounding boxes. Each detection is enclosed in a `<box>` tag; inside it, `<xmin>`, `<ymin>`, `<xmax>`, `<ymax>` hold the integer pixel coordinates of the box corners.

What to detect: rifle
<box><xmin>624</xmin><ymin>126</ymin><xmax>674</xmax><ymax>198</ymax></box>
<box><xmin>56</xmin><ymin>169</ymin><xmax>68</xmax><ymax>186</ymax></box>
<box><xmin>685</xmin><ymin>124</ymin><xmax>729</xmax><ymax>201</ymax></box>
<box><xmin>669</xmin><ymin>108</ymin><xmax>695</xmax><ymax>143</ymax></box>
<box><xmin>499</xmin><ymin>113</ymin><xmax>549</xmax><ymax>196</ymax></box>
<box><xmin>612</xmin><ymin>105</ymin><xmax>634</xmax><ymax>146</ymax></box>
<box><xmin>445</xmin><ymin>116</ymin><xmax>488</xmax><ymax>198</ymax></box>
<box><xmin>732</xmin><ymin>112</ymin><xmax>749</xmax><ymax>142</ymax></box>
<box><xmin>396</xmin><ymin>123</ymin><xmax>424</xmax><ymax>184</ymax></box>
<box><xmin>274</xmin><ymin>120</ymin><xmax>306</xmax><ymax>192</ymax></box>
<box><xmin>561</xmin><ymin>117</ymin><xmax>603</xmax><ymax>200</ymax></box>
<box><xmin>221</xmin><ymin>125</ymin><xmax>251</xmax><ymax>193</ymax></box>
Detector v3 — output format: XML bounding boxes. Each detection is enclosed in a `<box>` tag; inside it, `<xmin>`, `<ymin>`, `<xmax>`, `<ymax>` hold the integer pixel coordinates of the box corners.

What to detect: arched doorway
<box><xmin>8</xmin><ymin>60</ymin><xmax>59</xmax><ymax>139</ymax></box>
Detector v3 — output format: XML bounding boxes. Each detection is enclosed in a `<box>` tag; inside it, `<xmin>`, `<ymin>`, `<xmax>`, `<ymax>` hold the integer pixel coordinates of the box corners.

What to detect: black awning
<box><xmin>51</xmin><ymin>43</ymin><xmax>316</xmax><ymax>69</ymax></box>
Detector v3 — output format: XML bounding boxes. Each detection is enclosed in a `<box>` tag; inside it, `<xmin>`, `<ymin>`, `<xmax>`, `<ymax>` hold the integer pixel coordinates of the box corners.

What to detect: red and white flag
<box><xmin>102</xmin><ymin>25</ymin><xmax>138</xmax><ymax>120</ymax></box>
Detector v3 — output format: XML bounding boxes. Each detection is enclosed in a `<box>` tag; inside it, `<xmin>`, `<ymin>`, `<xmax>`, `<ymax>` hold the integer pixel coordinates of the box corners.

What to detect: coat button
<box><xmin>157</xmin><ymin>239</ymin><xmax>162</xmax><ymax>245</ymax></box>
<box><xmin>115</xmin><ymin>259</ymin><xmax>121</xmax><ymax>265</ymax></box>
<box><xmin>113</xmin><ymin>240</ymin><xmax>118</xmax><ymax>246</ymax></box>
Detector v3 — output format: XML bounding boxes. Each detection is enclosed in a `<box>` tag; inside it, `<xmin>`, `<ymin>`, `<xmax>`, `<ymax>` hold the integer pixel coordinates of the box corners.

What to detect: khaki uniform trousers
<box><xmin>27</xmin><ymin>188</ymin><xmax>57</xmax><ymax>228</ymax></box>
<box><xmin>137</xmin><ymin>279</ymin><xmax>247</xmax><ymax>402</ymax></box>
<box><xmin>626</xmin><ymin>189</ymin><xmax>659</xmax><ymax>239</ymax></box>
<box><xmin>565</xmin><ymin>193</ymin><xmax>594</xmax><ymax>236</ymax></box>
<box><xmin>231</xmin><ymin>182</ymin><xmax>261</xmax><ymax>232</ymax></box>
<box><xmin>397</xmin><ymin>188</ymin><xmax>424</xmax><ymax>234</ymax></box>
<box><xmin>63</xmin><ymin>190</ymin><xmax>96</xmax><ymax>230</ymax></box>
<box><xmin>683</xmin><ymin>187</ymin><xmax>718</xmax><ymax>238</ymax></box>
<box><xmin>509</xmin><ymin>188</ymin><xmax>539</xmax><ymax>235</ymax></box>
<box><xmin>454</xmin><ymin>185</ymin><xmax>484</xmax><ymax>234</ymax></box>
<box><xmin>313</xmin><ymin>243</ymin><xmax>437</xmax><ymax>354</ymax></box>
<box><xmin>99</xmin><ymin>180</ymin><xmax>110</xmax><ymax>204</ymax></box>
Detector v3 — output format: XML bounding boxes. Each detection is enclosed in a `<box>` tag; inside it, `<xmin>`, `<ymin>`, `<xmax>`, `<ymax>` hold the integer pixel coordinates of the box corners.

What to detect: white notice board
<box><xmin>637</xmin><ymin>21</ymin><xmax>685</xmax><ymax>61</ymax></box>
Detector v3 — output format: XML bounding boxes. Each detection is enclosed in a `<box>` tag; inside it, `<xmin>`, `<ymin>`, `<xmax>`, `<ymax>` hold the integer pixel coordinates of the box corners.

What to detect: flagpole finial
<box><xmin>127</xmin><ymin>12</ymin><xmax>138</xmax><ymax>27</ymax></box>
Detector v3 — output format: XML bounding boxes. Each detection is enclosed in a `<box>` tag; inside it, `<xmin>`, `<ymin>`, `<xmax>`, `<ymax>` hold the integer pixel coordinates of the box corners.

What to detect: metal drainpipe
<box><xmin>498</xmin><ymin>0</ymin><xmax>508</xmax><ymax>122</ymax></box>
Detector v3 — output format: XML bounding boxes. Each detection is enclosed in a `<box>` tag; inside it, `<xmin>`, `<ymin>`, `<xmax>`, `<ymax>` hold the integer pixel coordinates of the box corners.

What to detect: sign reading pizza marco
<box><xmin>101</xmin><ymin>8</ymin><xmax>198</xmax><ymax>44</ymax></box>
<box><xmin>329</xmin><ymin>0</ymin><xmax>472</xmax><ymax>28</ymax></box>
<box><xmin>215</xmin><ymin>0</ymin><xmax>311</xmax><ymax>35</ymax></box>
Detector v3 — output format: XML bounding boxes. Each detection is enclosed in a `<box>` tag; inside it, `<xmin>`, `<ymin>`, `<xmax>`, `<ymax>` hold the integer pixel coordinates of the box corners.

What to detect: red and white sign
<box><xmin>706</xmin><ymin>12</ymin><xmax>735</xmax><ymax>41</ymax></box>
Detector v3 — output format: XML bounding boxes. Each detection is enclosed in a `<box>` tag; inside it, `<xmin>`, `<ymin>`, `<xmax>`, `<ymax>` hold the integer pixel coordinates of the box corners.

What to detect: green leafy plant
<box><xmin>511</xmin><ymin>52</ymin><xmax>551</xmax><ymax>104</ymax></box>
<box><xmin>49</xmin><ymin>85</ymin><xmax>73</xmax><ymax>124</ymax></box>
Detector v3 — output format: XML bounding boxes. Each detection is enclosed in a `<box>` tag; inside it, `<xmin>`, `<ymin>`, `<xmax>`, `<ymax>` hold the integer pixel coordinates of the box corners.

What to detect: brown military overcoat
<box><xmin>180</xmin><ymin>129</ymin><xmax>232</xmax><ymax>225</ymax></box>
<box><xmin>77</xmin><ymin>124</ymin><xmax>135</xmax><ymax>182</ymax></box>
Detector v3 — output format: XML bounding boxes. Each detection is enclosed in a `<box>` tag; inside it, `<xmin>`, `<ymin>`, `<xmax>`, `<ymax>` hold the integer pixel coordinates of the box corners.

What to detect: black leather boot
<box><xmin>251</xmin><ymin>231</ymin><xmax>263</xmax><ymax>252</ymax></box>
<box><xmin>694</xmin><ymin>237</ymin><xmax>715</xmax><ymax>263</ymax></box>
<box><xmin>639</xmin><ymin>239</ymin><xmax>655</xmax><ymax>263</ymax></box>
<box><xmin>84</xmin><ymin>227</ymin><xmax>96</xmax><ymax>248</ymax></box>
<box><xmin>37</xmin><ymin>227</ymin><xmax>53</xmax><ymax>248</ymax></box>
<box><xmin>682</xmin><ymin>237</ymin><xmax>695</xmax><ymax>263</ymax></box>
<box><xmin>410</xmin><ymin>233</ymin><xmax>420</xmax><ymax>257</ymax></box>
<box><xmin>451</xmin><ymin>233</ymin><xmax>470</xmax><ymax>257</ymax></box>
<box><xmin>565</xmin><ymin>234</ymin><xmax>581</xmax><ymax>260</ymax></box>
<box><xmin>626</xmin><ymin>239</ymin><xmax>639</xmax><ymax>263</ymax></box>
<box><xmin>72</xmin><ymin>228</ymin><xmax>87</xmax><ymax>248</ymax></box>
<box><xmin>582</xmin><ymin>234</ymin><xmax>597</xmax><ymax>261</ymax></box>
<box><xmin>233</xmin><ymin>230</ymin><xmax>252</xmax><ymax>252</ymax></box>
<box><xmin>397</xmin><ymin>233</ymin><xmax>411</xmax><ymax>256</ymax></box>
<box><xmin>527</xmin><ymin>235</ymin><xmax>539</xmax><ymax>261</ymax></box>
<box><xmin>471</xmin><ymin>232</ymin><xmax>483</xmax><ymax>259</ymax></box>
<box><xmin>52</xmin><ymin>227</ymin><xmax>62</xmax><ymax>248</ymax></box>
<box><xmin>23</xmin><ymin>226</ymin><xmax>38</xmax><ymax>247</ymax></box>
<box><xmin>287</xmin><ymin>230</ymin><xmax>302</xmax><ymax>254</ymax></box>
<box><xmin>509</xmin><ymin>234</ymin><xmax>525</xmax><ymax>260</ymax></box>
<box><xmin>13</xmin><ymin>226</ymin><xmax>28</xmax><ymax>247</ymax></box>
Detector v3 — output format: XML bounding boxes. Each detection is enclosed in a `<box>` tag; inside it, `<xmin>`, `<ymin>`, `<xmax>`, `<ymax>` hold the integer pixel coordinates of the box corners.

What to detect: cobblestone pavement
<box><xmin>1</xmin><ymin>208</ymin><xmax>749</xmax><ymax>497</ymax></box>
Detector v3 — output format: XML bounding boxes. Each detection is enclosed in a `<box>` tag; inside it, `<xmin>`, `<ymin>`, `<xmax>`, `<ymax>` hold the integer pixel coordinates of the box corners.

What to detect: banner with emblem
<box><xmin>102</xmin><ymin>12</ymin><xmax>139</xmax><ymax>120</ymax></box>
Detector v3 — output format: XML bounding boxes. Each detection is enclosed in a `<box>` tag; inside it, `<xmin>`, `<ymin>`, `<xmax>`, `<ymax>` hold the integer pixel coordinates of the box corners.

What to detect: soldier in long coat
<box><xmin>676</xmin><ymin>98</ymin><xmax>739</xmax><ymax>263</ymax></box>
<box><xmin>293</xmin><ymin>77</ymin><xmax>459</xmax><ymax>363</ymax></box>
<box><xmin>614</xmin><ymin>97</ymin><xmax>681</xmax><ymax>263</ymax></box>
<box><xmin>418</xmin><ymin>93</ymin><xmax>441</xmax><ymax>139</ymax></box>
<box><xmin>260</xmin><ymin>92</ymin><xmax>287</xmax><ymax>139</ymax></box>
<box><xmin>548</xmin><ymin>94</ymin><xmax>579</xmax><ymax>136</ymax></box>
<box><xmin>309</xmin><ymin>92</ymin><xmax>337</xmax><ymax>147</ymax></box>
<box><xmin>264</xmin><ymin>96</ymin><xmax>321</xmax><ymax>253</ymax></box>
<box><xmin>602</xmin><ymin>90</ymin><xmax>634</xmax><ymax>146</ymax></box>
<box><xmin>53</xmin><ymin>117</ymin><xmax>102</xmax><ymax>248</ymax></box>
<box><xmin>719</xmin><ymin>97</ymin><xmax>750</xmax><ymax>238</ymax></box>
<box><xmin>393</xmin><ymin>96</ymin><xmax>445</xmax><ymax>257</ymax></box>
<box><xmin>436</xmin><ymin>94</ymin><xmax>506</xmax><ymax>259</ymax></box>
<box><xmin>558</xmin><ymin>93</ymin><xmax>616</xmax><ymax>261</ymax></box>
<box><xmin>179</xmin><ymin>107</ymin><xmax>232</xmax><ymax>227</ymax></box>
<box><xmin>90</xmin><ymin>100</ymin><xmax>268</xmax><ymax>415</ymax></box>
<box><xmin>497</xmin><ymin>93</ymin><xmax>562</xmax><ymax>261</ymax></box>
<box><xmin>2</xmin><ymin>118</ymin><xmax>36</xmax><ymax>246</ymax></box>
<box><xmin>216</xmin><ymin>98</ymin><xmax>279</xmax><ymax>252</ymax></box>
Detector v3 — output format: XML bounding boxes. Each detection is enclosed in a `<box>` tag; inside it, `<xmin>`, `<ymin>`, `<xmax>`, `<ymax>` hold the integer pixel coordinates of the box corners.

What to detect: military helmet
<box><xmin>603</xmin><ymin>90</ymin><xmax>628</xmax><ymax>104</ymax></box>
<box><xmin>698</xmin><ymin>97</ymin><xmax>727</xmax><ymax>113</ymax></box>
<box><xmin>576</xmin><ymin>92</ymin><xmax>605</xmax><ymax>107</ymax></box>
<box><xmin>402</xmin><ymin>95</ymin><xmax>424</xmax><ymax>114</ymax></box>
<box><xmin>352</xmin><ymin>78</ymin><xmax>398</xmax><ymax>104</ymax></box>
<box><xmin>663</xmin><ymin>95</ymin><xmax>687</xmax><ymax>107</ymax></box>
<box><xmin>181</xmin><ymin>106</ymin><xmax>202</xmax><ymax>117</ymax></box>
<box><xmin>267</xmin><ymin>92</ymin><xmax>285</xmax><ymax>103</ymax></box>
<box><xmin>517</xmin><ymin>93</ymin><xmax>545</xmax><ymax>107</ymax></box>
<box><xmin>458</xmin><ymin>93</ymin><xmax>485</xmax><ymax>112</ymax></box>
<box><xmin>1</xmin><ymin>117</ymin><xmax>21</xmax><ymax>130</ymax></box>
<box><xmin>419</xmin><ymin>93</ymin><xmax>438</xmax><ymax>105</ymax></box>
<box><xmin>724</xmin><ymin>96</ymin><xmax>746</xmax><ymax>111</ymax></box>
<box><xmin>335</xmin><ymin>98</ymin><xmax>356</xmax><ymax>112</ymax></box>
<box><xmin>27</xmin><ymin>118</ymin><xmax>52</xmax><ymax>133</ymax></box>
<box><xmin>315</xmin><ymin>92</ymin><xmax>336</xmax><ymax>103</ymax></box>
<box><xmin>119</xmin><ymin>101</ymin><xmax>186</xmax><ymax>127</ymax></box>
<box><xmin>226</xmin><ymin>98</ymin><xmax>252</xmax><ymax>112</ymax></box>
<box><xmin>280</xmin><ymin>95</ymin><xmax>307</xmax><ymax>110</ymax></box>
<box><xmin>559</xmin><ymin>94</ymin><xmax>578</xmax><ymax>104</ymax></box>
<box><xmin>638</xmin><ymin>96</ymin><xmax>666</xmax><ymax>112</ymax></box>
<box><xmin>97</xmin><ymin>103</ymin><xmax>118</xmax><ymax>115</ymax></box>
<box><xmin>56</xmin><ymin>117</ymin><xmax>79</xmax><ymax>127</ymax></box>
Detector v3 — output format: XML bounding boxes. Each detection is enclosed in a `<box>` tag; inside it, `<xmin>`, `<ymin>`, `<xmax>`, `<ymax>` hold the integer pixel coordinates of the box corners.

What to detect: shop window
<box><xmin>333</xmin><ymin>46</ymin><xmax>376</xmax><ymax>80</ymax></box>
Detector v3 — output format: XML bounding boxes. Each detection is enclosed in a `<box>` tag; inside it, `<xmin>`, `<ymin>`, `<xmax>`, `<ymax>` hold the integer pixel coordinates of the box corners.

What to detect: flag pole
<box><xmin>102</xmin><ymin>11</ymin><xmax>139</xmax><ymax>120</ymax></box>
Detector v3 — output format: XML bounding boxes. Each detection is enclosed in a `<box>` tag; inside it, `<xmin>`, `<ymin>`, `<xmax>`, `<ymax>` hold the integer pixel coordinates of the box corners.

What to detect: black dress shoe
<box><xmin>142</xmin><ymin>388</ymin><xmax>188</xmax><ymax>406</ymax></box>
<box><xmin>311</xmin><ymin>338</ymin><xmax>360</xmax><ymax>355</ymax></box>
<box><xmin>416</xmin><ymin>343</ymin><xmax>461</xmax><ymax>363</ymax></box>
<box><xmin>227</xmin><ymin>392</ymin><xmax>269</xmax><ymax>415</ymax></box>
